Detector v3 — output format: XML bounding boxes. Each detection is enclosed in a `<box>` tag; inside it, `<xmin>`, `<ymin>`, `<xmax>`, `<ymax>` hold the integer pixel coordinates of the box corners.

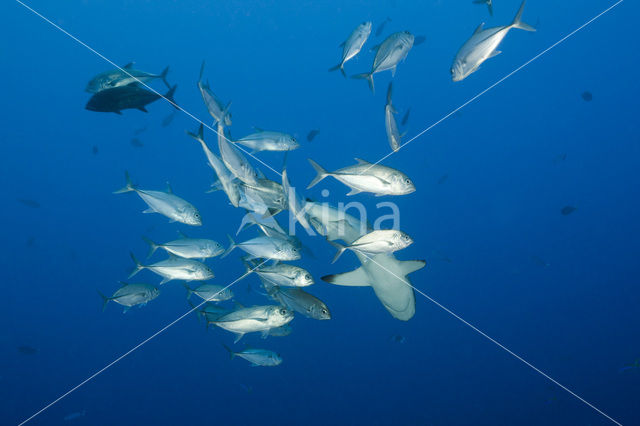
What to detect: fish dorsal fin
<box><xmin>321</xmin><ymin>267</ymin><xmax>370</xmax><ymax>287</ymax></box>
<box><xmin>123</xmin><ymin>62</ymin><xmax>134</xmax><ymax>69</ymax></box>
<box><xmin>399</xmin><ymin>259</ymin><xmax>426</xmax><ymax>275</ymax></box>
<box><xmin>117</xmin><ymin>281</ymin><xmax>129</xmax><ymax>287</ymax></box>
<box><xmin>177</xmin><ymin>230</ymin><xmax>188</xmax><ymax>238</ymax></box>
<box><xmin>354</xmin><ymin>158</ymin><xmax>371</xmax><ymax>165</ymax></box>
<box><xmin>166</xmin><ymin>182</ymin><xmax>173</xmax><ymax>194</ymax></box>
<box><xmin>473</xmin><ymin>23</ymin><xmax>484</xmax><ymax>35</ymax></box>
<box><xmin>370</xmin><ymin>43</ymin><xmax>381</xmax><ymax>53</ymax></box>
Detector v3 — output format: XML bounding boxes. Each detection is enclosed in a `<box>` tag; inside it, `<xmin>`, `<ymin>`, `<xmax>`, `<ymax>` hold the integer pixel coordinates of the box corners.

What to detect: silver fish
<box><xmin>86</xmin><ymin>62</ymin><xmax>169</xmax><ymax>93</ymax></box>
<box><xmin>236</xmin><ymin>211</ymin><xmax>286</xmax><ymax>236</ymax></box>
<box><xmin>307</xmin><ymin>158</ymin><xmax>415</xmax><ymax>196</ymax></box>
<box><xmin>352</xmin><ymin>31</ymin><xmax>414</xmax><ymax>93</ymax></box>
<box><xmin>114</xmin><ymin>172</ymin><xmax>202</xmax><ymax>226</ymax></box>
<box><xmin>142</xmin><ymin>235</ymin><xmax>223</xmax><ymax>260</ymax></box>
<box><xmin>99</xmin><ymin>282</ymin><xmax>159</xmax><ymax>312</ymax></box>
<box><xmin>328</xmin><ymin>229</ymin><xmax>413</xmax><ymax>263</ymax></box>
<box><xmin>385</xmin><ymin>82</ymin><xmax>402</xmax><ymax>152</ymax></box>
<box><xmin>129</xmin><ymin>252</ymin><xmax>214</xmax><ymax>284</ymax></box>
<box><xmin>211</xmin><ymin>305</ymin><xmax>294</xmax><ymax>342</ymax></box>
<box><xmin>245</xmin><ymin>260</ymin><xmax>314</xmax><ymax>287</ymax></box>
<box><xmin>198</xmin><ymin>61</ymin><xmax>232</xmax><ymax>126</ymax></box>
<box><xmin>235</xmin><ymin>130</ymin><xmax>299</xmax><ymax>153</ymax></box>
<box><xmin>184</xmin><ymin>283</ymin><xmax>233</xmax><ymax>302</ymax></box>
<box><xmin>223</xmin><ymin>234</ymin><xmax>301</xmax><ymax>261</ymax></box>
<box><xmin>224</xmin><ymin>346</ymin><xmax>282</xmax><ymax>366</ymax></box>
<box><xmin>283</xmin><ymin>168</ymin><xmax>313</xmax><ymax>233</ymax></box>
<box><xmin>238</xmin><ymin>179</ymin><xmax>287</xmax><ymax>212</ymax></box>
<box><xmin>217</xmin><ymin>124</ymin><xmax>259</xmax><ymax>185</ymax></box>
<box><xmin>329</xmin><ymin>22</ymin><xmax>372</xmax><ymax>77</ymax></box>
<box><xmin>451</xmin><ymin>1</ymin><xmax>535</xmax><ymax>82</ymax></box>
<box><xmin>263</xmin><ymin>324</ymin><xmax>292</xmax><ymax>338</ymax></box>
<box><xmin>473</xmin><ymin>0</ymin><xmax>494</xmax><ymax>17</ymax></box>
<box><xmin>263</xmin><ymin>284</ymin><xmax>331</xmax><ymax>321</ymax></box>
<box><xmin>304</xmin><ymin>200</ymin><xmax>370</xmax><ymax>241</ymax></box>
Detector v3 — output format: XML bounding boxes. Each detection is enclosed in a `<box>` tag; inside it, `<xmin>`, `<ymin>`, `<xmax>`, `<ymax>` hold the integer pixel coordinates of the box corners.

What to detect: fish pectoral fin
<box><xmin>321</xmin><ymin>267</ymin><xmax>370</xmax><ymax>287</ymax></box>
<box><xmin>233</xmin><ymin>333</ymin><xmax>245</xmax><ymax>343</ymax></box>
<box><xmin>473</xmin><ymin>22</ymin><xmax>485</xmax><ymax>35</ymax></box>
<box><xmin>142</xmin><ymin>207</ymin><xmax>156</xmax><ymax>214</ymax></box>
<box><xmin>391</xmin><ymin>66</ymin><xmax>397</xmax><ymax>77</ymax></box>
<box><xmin>346</xmin><ymin>188</ymin><xmax>362</xmax><ymax>196</ymax></box>
<box><xmin>399</xmin><ymin>260</ymin><xmax>426</xmax><ymax>275</ymax></box>
<box><xmin>488</xmin><ymin>50</ymin><xmax>501</xmax><ymax>58</ymax></box>
<box><xmin>159</xmin><ymin>277</ymin><xmax>172</xmax><ymax>285</ymax></box>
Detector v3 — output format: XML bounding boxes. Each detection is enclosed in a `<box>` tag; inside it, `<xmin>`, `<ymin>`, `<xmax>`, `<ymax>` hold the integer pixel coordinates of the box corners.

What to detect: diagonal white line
<box><xmin>18</xmin><ymin>259</ymin><xmax>268</xmax><ymax>425</ymax></box>
<box><xmin>13</xmin><ymin>0</ymin><xmax>283</xmax><ymax>178</ymax></box>
<box><xmin>362</xmin><ymin>0</ymin><xmax>624</xmax><ymax>173</ymax></box>
<box><xmin>354</xmin><ymin>252</ymin><xmax>622</xmax><ymax>425</ymax></box>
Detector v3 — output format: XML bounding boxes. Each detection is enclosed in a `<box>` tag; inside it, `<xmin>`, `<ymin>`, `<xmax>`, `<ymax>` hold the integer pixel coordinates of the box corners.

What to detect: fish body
<box><xmin>307</xmin><ymin>158</ymin><xmax>415</xmax><ymax>196</ymax></box>
<box><xmin>86</xmin><ymin>84</ymin><xmax>177</xmax><ymax>114</ymax></box>
<box><xmin>129</xmin><ymin>253</ymin><xmax>214</xmax><ymax>284</ymax></box>
<box><xmin>385</xmin><ymin>83</ymin><xmax>402</xmax><ymax>151</ymax></box>
<box><xmin>263</xmin><ymin>324</ymin><xmax>292</xmax><ymax>337</ymax></box>
<box><xmin>184</xmin><ymin>283</ymin><xmax>233</xmax><ymax>302</ymax></box>
<box><xmin>472</xmin><ymin>0</ymin><xmax>494</xmax><ymax>16</ymax></box>
<box><xmin>217</xmin><ymin>124</ymin><xmax>259</xmax><ymax>185</ymax></box>
<box><xmin>248</xmin><ymin>261</ymin><xmax>314</xmax><ymax>287</ymax></box>
<box><xmin>329</xmin><ymin>229</ymin><xmax>413</xmax><ymax>263</ymax></box>
<box><xmin>212</xmin><ymin>305</ymin><xmax>294</xmax><ymax>341</ymax></box>
<box><xmin>99</xmin><ymin>282</ymin><xmax>159</xmax><ymax>312</ymax></box>
<box><xmin>451</xmin><ymin>1</ymin><xmax>534</xmax><ymax>81</ymax></box>
<box><xmin>198</xmin><ymin>61</ymin><xmax>232</xmax><ymax>126</ymax></box>
<box><xmin>144</xmin><ymin>236</ymin><xmax>223</xmax><ymax>259</ymax></box>
<box><xmin>225</xmin><ymin>346</ymin><xmax>282</xmax><ymax>366</ymax></box>
<box><xmin>224</xmin><ymin>235</ymin><xmax>301</xmax><ymax>261</ymax></box>
<box><xmin>238</xmin><ymin>179</ymin><xmax>287</xmax><ymax>212</ymax></box>
<box><xmin>353</xmin><ymin>31</ymin><xmax>414</xmax><ymax>92</ymax></box>
<box><xmin>236</xmin><ymin>131</ymin><xmax>299</xmax><ymax>152</ymax></box>
<box><xmin>114</xmin><ymin>172</ymin><xmax>202</xmax><ymax>226</ymax></box>
<box><xmin>283</xmin><ymin>169</ymin><xmax>314</xmax><ymax>233</ymax></box>
<box><xmin>329</xmin><ymin>22</ymin><xmax>372</xmax><ymax>76</ymax></box>
<box><xmin>86</xmin><ymin>63</ymin><xmax>169</xmax><ymax>93</ymax></box>
<box><xmin>264</xmin><ymin>285</ymin><xmax>331</xmax><ymax>320</ymax></box>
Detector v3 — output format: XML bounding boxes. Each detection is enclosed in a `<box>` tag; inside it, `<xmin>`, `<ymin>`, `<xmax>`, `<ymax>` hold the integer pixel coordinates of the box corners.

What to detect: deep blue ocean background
<box><xmin>2</xmin><ymin>0</ymin><xmax>639</xmax><ymax>424</ymax></box>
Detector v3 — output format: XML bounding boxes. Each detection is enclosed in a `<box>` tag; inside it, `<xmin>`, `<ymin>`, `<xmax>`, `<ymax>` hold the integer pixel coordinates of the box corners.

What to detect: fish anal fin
<box><xmin>488</xmin><ymin>50</ymin><xmax>501</xmax><ymax>58</ymax></box>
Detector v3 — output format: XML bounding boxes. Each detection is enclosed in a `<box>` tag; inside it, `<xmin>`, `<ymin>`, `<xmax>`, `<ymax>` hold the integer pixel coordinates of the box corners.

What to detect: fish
<box><xmin>17</xmin><ymin>345</ymin><xmax>38</xmax><ymax>355</ymax></box>
<box><xmin>194</xmin><ymin>302</ymin><xmax>232</xmax><ymax>323</ymax></box>
<box><xmin>92</xmin><ymin>145</ymin><xmax>99</xmax><ymax>155</ymax></box>
<box><xmin>581</xmin><ymin>91</ymin><xmax>593</xmax><ymax>102</ymax></box>
<box><xmin>26</xmin><ymin>236</ymin><xmax>36</xmax><ymax>247</ymax></box>
<box><xmin>129</xmin><ymin>252</ymin><xmax>214</xmax><ymax>284</ymax></box>
<box><xmin>619</xmin><ymin>359</ymin><xmax>640</xmax><ymax>373</ymax></box>
<box><xmin>133</xmin><ymin>126</ymin><xmax>147</xmax><ymax>136</ymax></box>
<box><xmin>63</xmin><ymin>410</ymin><xmax>87</xmax><ymax>421</ymax></box>
<box><xmin>98</xmin><ymin>282</ymin><xmax>159</xmax><ymax>312</ymax></box>
<box><xmin>264</xmin><ymin>285</ymin><xmax>331</xmax><ymax>320</ymax></box>
<box><xmin>561</xmin><ymin>206</ymin><xmax>577</xmax><ymax>216</ymax></box>
<box><xmin>385</xmin><ymin>83</ymin><xmax>403</xmax><ymax>152</ymax></box>
<box><xmin>401</xmin><ymin>108</ymin><xmax>411</xmax><ymax>126</ymax></box>
<box><xmin>352</xmin><ymin>31</ymin><xmax>414</xmax><ymax>93</ymax></box>
<box><xmin>451</xmin><ymin>1</ymin><xmax>535</xmax><ymax>82</ymax></box>
<box><xmin>244</xmin><ymin>260</ymin><xmax>314</xmax><ymax>287</ymax></box>
<box><xmin>17</xmin><ymin>198</ymin><xmax>40</xmax><ymax>208</ymax></box>
<box><xmin>328</xmin><ymin>229</ymin><xmax>413</xmax><ymax>263</ymax></box>
<box><xmin>223</xmin><ymin>345</ymin><xmax>282</xmax><ymax>366</ymax></box>
<box><xmin>531</xmin><ymin>255</ymin><xmax>550</xmax><ymax>267</ymax></box>
<box><xmin>217</xmin><ymin>124</ymin><xmax>259</xmax><ymax>185</ymax></box>
<box><xmin>114</xmin><ymin>171</ymin><xmax>202</xmax><ymax>226</ymax></box>
<box><xmin>184</xmin><ymin>283</ymin><xmax>233</xmax><ymax>302</ymax></box>
<box><xmin>235</xmin><ymin>130</ymin><xmax>299</xmax><ymax>152</ymax></box>
<box><xmin>283</xmin><ymin>168</ymin><xmax>314</xmax><ymax>233</ymax></box>
<box><xmin>329</xmin><ymin>22</ymin><xmax>372</xmax><ymax>77</ymax></box>
<box><xmin>414</xmin><ymin>35</ymin><xmax>426</xmax><ymax>46</ymax></box>
<box><xmin>85</xmin><ymin>63</ymin><xmax>169</xmax><ymax>93</ymax></box>
<box><xmin>130</xmin><ymin>138</ymin><xmax>144</xmax><ymax>147</ymax></box>
<box><xmin>263</xmin><ymin>324</ymin><xmax>292</xmax><ymax>338</ymax></box>
<box><xmin>390</xmin><ymin>334</ymin><xmax>406</xmax><ymax>343</ymax></box>
<box><xmin>473</xmin><ymin>0</ymin><xmax>494</xmax><ymax>17</ymax></box>
<box><xmin>437</xmin><ymin>174</ymin><xmax>449</xmax><ymax>184</ymax></box>
<box><xmin>187</xmin><ymin>124</ymin><xmax>241</xmax><ymax>207</ymax></box>
<box><xmin>307</xmin><ymin>158</ymin><xmax>416</xmax><ymax>196</ymax></box>
<box><xmin>198</xmin><ymin>61</ymin><xmax>232</xmax><ymax>127</ymax></box>
<box><xmin>162</xmin><ymin>110</ymin><xmax>177</xmax><ymax>127</ymax></box>
<box><xmin>142</xmin><ymin>235</ymin><xmax>223</xmax><ymax>260</ymax></box>
<box><xmin>305</xmin><ymin>199</ymin><xmax>370</xmax><ymax>241</ymax></box>
<box><xmin>236</xmin><ymin>211</ymin><xmax>286</xmax><ymax>236</ymax></box>
<box><xmin>85</xmin><ymin>83</ymin><xmax>178</xmax><ymax>114</ymax></box>
<box><xmin>307</xmin><ymin>129</ymin><xmax>320</xmax><ymax>142</ymax></box>
<box><xmin>553</xmin><ymin>153</ymin><xmax>567</xmax><ymax>163</ymax></box>
<box><xmin>237</xmin><ymin>179</ymin><xmax>287</xmax><ymax>213</ymax></box>
<box><xmin>375</xmin><ymin>17</ymin><xmax>391</xmax><ymax>37</ymax></box>
<box><xmin>223</xmin><ymin>234</ymin><xmax>301</xmax><ymax>261</ymax></box>
<box><xmin>210</xmin><ymin>305</ymin><xmax>294</xmax><ymax>342</ymax></box>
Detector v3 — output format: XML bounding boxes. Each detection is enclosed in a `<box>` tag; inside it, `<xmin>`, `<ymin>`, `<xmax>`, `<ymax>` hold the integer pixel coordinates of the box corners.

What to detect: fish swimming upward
<box><xmin>329</xmin><ymin>21</ymin><xmax>372</xmax><ymax>77</ymax></box>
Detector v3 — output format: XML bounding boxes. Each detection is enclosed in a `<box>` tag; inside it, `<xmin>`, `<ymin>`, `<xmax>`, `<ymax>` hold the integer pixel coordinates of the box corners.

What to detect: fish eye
<box><xmin>322</xmin><ymin>309</ymin><xmax>328</xmax><ymax>314</ymax></box>
<box><xmin>405</xmin><ymin>178</ymin><xmax>411</xmax><ymax>184</ymax></box>
<box><xmin>304</xmin><ymin>274</ymin><xmax>311</xmax><ymax>280</ymax></box>
<box><xmin>279</xmin><ymin>309</ymin><xmax>287</xmax><ymax>315</ymax></box>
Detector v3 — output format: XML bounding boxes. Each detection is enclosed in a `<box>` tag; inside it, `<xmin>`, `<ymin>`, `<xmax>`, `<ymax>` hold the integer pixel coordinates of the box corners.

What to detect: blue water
<box><xmin>2</xmin><ymin>0</ymin><xmax>639</xmax><ymax>424</ymax></box>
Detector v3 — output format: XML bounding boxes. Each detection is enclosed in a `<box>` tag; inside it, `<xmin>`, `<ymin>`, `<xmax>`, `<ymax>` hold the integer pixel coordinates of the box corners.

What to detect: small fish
<box><xmin>619</xmin><ymin>359</ymin><xmax>640</xmax><ymax>373</ymax></box>
<box><xmin>85</xmin><ymin>84</ymin><xmax>178</xmax><ymax>115</ymax></box>
<box><xmin>211</xmin><ymin>305</ymin><xmax>294</xmax><ymax>342</ymax></box>
<box><xmin>223</xmin><ymin>345</ymin><xmax>282</xmax><ymax>367</ymax></box>
<box><xmin>18</xmin><ymin>345</ymin><xmax>38</xmax><ymax>355</ymax></box>
<box><xmin>133</xmin><ymin>126</ymin><xmax>147</xmax><ymax>136</ymax></box>
<box><xmin>17</xmin><ymin>198</ymin><xmax>40</xmax><ymax>208</ymax></box>
<box><xmin>26</xmin><ymin>236</ymin><xmax>36</xmax><ymax>247</ymax></box>
<box><xmin>92</xmin><ymin>145</ymin><xmax>99</xmax><ymax>155</ymax></box>
<box><xmin>531</xmin><ymin>255</ymin><xmax>550</xmax><ymax>267</ymax></box>
<box><xmin>217</xmin><ymin>124</ymin><xmax>259</xmax><ymax>185</ymax></box>
<box><xmin>451</xmin><ymin>1</ymin><xmax>535</xmax><ymax>82</ymax></box>
<box><xmin>553</xmin><ymin>153</ymin><xmax>567</xmax><ymax>163</ymax></box>
<box><xmin>308</xmin><ymin>158</ymin><xmax>416</xmax><ymax>196</ymax></box>
<box><xmin>561</xmin><ymin>206</ymin><xmax>577</xmax><ymax>216</ymax></box>
<box><xmin>223</xmin><ymin>234</ymin><xmax>301</xmax><ymax>261</ymax></box>
<box><xmin>184</xmin><ymin>283</ymin><xmax>233</xmax><ymax>302</ymax></box>
<box><xmin>263</xmin><ymin>324</ymin><xmax>292</xmax><ymax>338</ymax></box>
<box><xmin>239</xmin><ymin>383</ymin><xmax>253</xmax><ymax>393</ymax></box>
<box><xmin>114</xmin><ymin>171</ymin><xmax>202</xmax><ymax>226</ymax></box>
<box><xmin>473</xmin><ymin>0</ymin><xmax>494</xmax><ymax>17</ymax></box>
<box><xmin>235</xmin><ymin>130</ymin><xmax>299</xmax><ymax>152</ymax></box>
<box><xmin>329</xmin><ymin>22</ymin><xmax>372</xmax><ymax>77</ymax></box>
<box><xmin>385</xmin><ymin>82</ymin><xmax>403</xmax><ymax>152</ymax></box>
<box><xmin>437</xmin><ymin>174</ymin><xmax>449</xmax><ymax>184</ymax></box>
<box><xmin>198</xmin><ymin>61</ymin><xmax>232</xmax><ymax>127</ymax></box>
<box><xmin>130</xmin><ymin>138</ymin><xmax>144</xmax><ymax>148</ymax></box>
<box><xmin>328</xmin><ymin>229</ymin><xmax>413</xmax><ymax>263</ymax></box>
<box><xmin>63</xmin><ymin>410</ymin><xmax>87</xmax><ymax>421</ymax></box>
<box><xmin>86</xmin><ymin>63</ymin><xmax>169</xmax><ymax>93</ymax></box>
<box><xmin>162</xmin><ymin>110</ymin><xmax>177</xmax><ymax>127</ymax></box>
<box><xmin>129</xmin><ymin>252</ymin><xmax>214</xmax><ymax>284</ymax></box>
<box><xmin>375</xmin><ymin>17</ymin><xmax>392</xmax><ymax>37</ymax></box>
<box><xmin>307</xmin><ymin>129</ymin><xmax>320</xmax><ymax>142</ymax></box>
<box><xmin>142</xmin><ymin>235</ymin><xmax>223</xmax><ymax>260</ymax></box>
<box><xmin>98</xmin><ymin>282</ymin><xmax>159</xmax><ymax>312</ymax></box>
<box><xmin>581</xmin><ymin>91</ymin><xmax>593</xmax><ymax>102</ymax></box>
<box><xmin>244</xmin><ymin>260</ymin><xmax>314</xmax><ymax>287</ymax></box>
<box><xmin>401</xmin><ymin>108</ymin><xmax>411</xmax><ymax>126</ymax></box>
<box><xmin>413</xmin><ymin>35</ymin><xmax>426</xmax><ymax>46</ymax></box>
<box><xmin>390</xmin><ymin>334</ymin><xmax>406</xmax><ymax>344</ymax></box>
<box><xmin>261</xmin><ymin>280</ymin><xmax>331</xmax><ymax>320</ymax></box>
<box><xmin>352</xmin><ymin>31</ymin><xmax>414</xmax><ymax>93</ymax></box>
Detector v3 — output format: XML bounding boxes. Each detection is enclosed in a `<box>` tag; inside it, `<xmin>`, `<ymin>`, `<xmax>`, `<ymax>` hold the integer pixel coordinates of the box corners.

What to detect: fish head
<box><xmin>311</xmin><ymin>303</ymin><xmax>332</xmax><ymax>320</ymax></box>
<box><xmin>450</xmin><ymin>59</ymin><xmax>468</xmax><ymax>82</ymax></box>
<box><xmin>361</xmin><ymin>21</ymin><xmax>373</xmax><ymax>33</ymax></box>
<box><xmin>395</xmin><ymin>231</ymin><xmax>414</xmax><ymax>249</ymax></box>
<box><xmin>183</xmin><ymin>206</ymin><xmax>203</xmax><ymax>226</ymax></box>
<box><xmin>223</xmin><ymin>113</ymin><xmax>232</xmax><ymax>127</ymax></box>
<box><xmin>278</xmin><ymin>244</ymin><xmax>302</xmax><ymax>261</ymax></box>
<box><xmin>283</xmin><ymin>135</ymin><xmax>300</xmax><ymax>150</ymax></box>
<box><xmin>205</xmin><ymin>241</ymin><xmax>224</xmax><ymax>256</ymax></box>
<box><xmin>269</xmin><ymin>306</ymin><xmax>295</xmax><ymax>324</ymax></box>
<box><xmin>402</xmin><ymin>31</ymin><xmax>415</xmax><ymax>47</ymax></box>
<box><xmin>391</xmin><ymin>173</ymin><xmax>416</xmax><ymax>195</ymax></box>
<box><xmin>294</xmin><ymin>270</ymin><xmax>314</xmax><ymax>287</ymax></box>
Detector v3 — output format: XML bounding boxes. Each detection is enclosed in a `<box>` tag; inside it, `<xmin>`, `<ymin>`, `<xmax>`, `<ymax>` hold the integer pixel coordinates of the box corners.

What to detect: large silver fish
<box><xmin>451</xmin><ymin>0</ymin><xmax>535</xmax><ymax>82</ymax></box>
<box><xmin>237</xmin><ymin>179</ymin><xmax>287</xmax><ymax>213</ymax></box>
<box><xmin>304</xmin><ymin>199</ymin><xmax>370</xmax><ymax>241</ymax></box>
<box><xmin>262</xmin><ymin>282</ymin><xmax>331</xmax><ymax>321</ymax></box>
<box><xmin>283</xmin><ymin>168</ymin><xmax>313</xmax><ymax>233</ymax></box>
<box><xmin>217</xmin><ymin>124</ymin><xmax>259</xmax><ymax>185</ymax></box>
<box><xmin>245</xmin><ymin>260</ymin><xmax>314</xmax><ymax>287</ymax></box>
<box><xmin>307</xmin><ymin>158</ymin><xmax>415</xmax><ymax>196</ymax></box>
<box><xmin>184</xmin><ymin>283</ymin><xmax>233</xmax><ymax>302</ymax></box>
<box><xmin>328</xmin><ymin>229</ymin><xmax>413</xmax><ymax>263</ymax></box>
<box><xmin>223</xmin><ymin>234</ymin><xmax>301</xmax><ymax>261</ymax></box>
<box><xmin>352</xmin><ymin>31</ymin><xmax>414</xmax><ymax>93</ymax></box>
<box><xmin>86</xmin><ymin>62</ymin><xmax>169</xmax><ymax>93</ymax></box>
<box><xmin>329</xmin><ymin>22</ymin><xmax>372</xmax><ymax>77</ymax></box>
<box><xmin>129</xmin><ymin>253</ymin><xmax>214</xmax><ymax>284</ymax></box>
<box><xmin>98</xmin><ymin>282</ymin><xmax>159</xmax><ymax>312</ymax></box>
<box><xmin>211</xmin><ymin>305</ymin><xmax>294</xmax><ymax>342</ymax></box>
<box><xmin>385</xmin><ymin>82</ymin><xmax>402</xmax><ymax>152</ymax></box>
<box><xmin>142</xmin><ymin>235</ymin><xmax>223</xmax><ymax>260</ymax></box>
<box><xmin>114</xmin><ymin>172</ymin><xmax>202</xmax><ymax>226</ymax></box>
<box><xmin>223</xmin><ymin>346</ymin><xmax>283</xmax><ymax>366</ymax></box>
<box><xmin>198</xmin><ymin>61</ymin><xmax>232</xmax><ymax>126</ymax></box>
<box><xmin>235</xmin><ymin>130</ymin><xmax>299</xmax><ymax>153</ymax></box>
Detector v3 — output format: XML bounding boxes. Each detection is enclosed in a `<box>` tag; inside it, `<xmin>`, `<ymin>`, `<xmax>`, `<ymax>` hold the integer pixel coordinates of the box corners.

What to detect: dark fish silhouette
<box><xmin>581</xmin><ymin>91</ymin><xmax>593</xmax><ymax>102</ymax></box>
<box><xmin>130</xmin><ymin>138</ymin><xmax>144</xmax><ymax>148</ymax></box>
<box><xmin>561</xmin><ymin>206</ymin><xmax>577</xmax><ymax>216</ymax></box>
<box><xmin>375</xmin><ymin>17</ymin><xmax>391</xmax><ymax>37</ymax></box>
<box><xmin>17</xmin><ymin>198</ymin><xmax>40</xmax><ymax>208</ymax></box>
<box><xmin>26</xmin><ymin>236</ymin><xmax>36</xmax><ymax>247</ymax></box>
<box><xmin>85</xmin><ymin>84</ymin><xmax>177</xmax><ymax>115</ymax></box>
<box><xmin>437</xmin><ymin>174</ymin><xmax>449</xmax><ymax>184</ymax></box>
<box><xmin>390</xmin><ymin>334</ymin><xmax>406</xmax><ymax>343</ymax></box>
<box><xmin>531</xmin><ymin>255</ymin><xmax>550</xmax><ymax>267</ymax></box>
<box><xmin>473</xmin><ymin>0</ymin><xmax>494</xmax><ymax>16</ymax></box>
<box><xmin>92</xmin><ymin>145</ymin><xmax>99</xmax><ymax>155</ymax></box>
<box><xmin>307</xmin><ymin>129</ymin><xmax>320</xmax><ymax>142</ymax></box>
<box><xmin>133</xmin><ymin>126</ymin><xmax>147</xmax><ymax>135</ymax></box>
<box><xmin>553</xmin><ymin>153</ymin><xmax>566</xmax><ymax>163</ymax></box>
<box><xmin>161</xmin><ymin>110</ymin><xmax>177</xmax><ymax>127</ymax></box>
<box><xmin>414</xmin><ymin>35</ymin><xmax>426</xmax><ymax>46</ymax></box>
<box><xmin>18</xmin><ymin>345</ymin><xmax>38</xmax><ymax>355</ymax></box>
<box><xmin>401</xmin><ymin>108</ymin><xmax>411</xmax><ymax>126</ymax></box>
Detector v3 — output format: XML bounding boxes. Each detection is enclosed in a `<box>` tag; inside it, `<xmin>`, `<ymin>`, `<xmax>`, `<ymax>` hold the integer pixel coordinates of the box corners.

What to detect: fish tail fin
<box><xmin>511</xmin><ymin>1</ymin><xmax>535</xmax><ymax>31</ymax></box>
<box><xmin>221</xmin><ymin>234</ymin><xmax>236</xmax><ymax>258</ymax></box>
<box><xmin>328</xmin><ymin>63</ymin><xmax>346</xmax><ymax>78</ymax></box>
<box><xmin>182</xmin><ymin>283</ymin><xmax>193</xmax><ymax>299</ymax></box>
<box><xmin>97</xmin><ymin>290</ymin><xmax>109</xmax><ymax>312</ymax></box>
<box><xmin>160</xmin><ymin>66</ymin><xmax>170</xmax><ymax>88</ymax></box>
<box><xmin>128</xmin><ymin>252</ymin><xmax>145</xmax><ymax>278</ymax></box>
<box><xmin>113</xmin><ymin>170</ymin><xmax>136</xmax><ymax>194</ymax></box>
<box><xmin>307</xmin><ymin>159</ymin><xmax>329</xmax><ymax>189</ymax></box>
<box><xmin>141</xmin><ymin>236</ymin><xmax>159</xmax><ymax>259</ymax></box>
<box><xmin>186</xmin><ymin>123</ymin><xmax>204</xmax><ymax>143</ymax></box>
<box><xmin>386</xmin><ymin>82</ymin><xmax>393</xmax><ymax>105</ymax></box>
<box><xmin>165</xmin><ymin>84</ymin><xmax>179</xmax><ymax>110</ymax></box>
<box><xmin>351</xmin><ymin>72</ymin><xmax>374</xmax><ymax>93</ymax></box>
<box><xmin>199</xmin><ymin>60</ymin><xmax>206</xmax><ymax>83</ymax></box>
<box><xmin>327</xmin><ymin>239</ymin><xmax>347</xmax><ymax>264</ymax></box>
<box><xmin>222</xmin><ymin>344</ymin><xmax>236</xmax><ymax>359</ymax></box>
